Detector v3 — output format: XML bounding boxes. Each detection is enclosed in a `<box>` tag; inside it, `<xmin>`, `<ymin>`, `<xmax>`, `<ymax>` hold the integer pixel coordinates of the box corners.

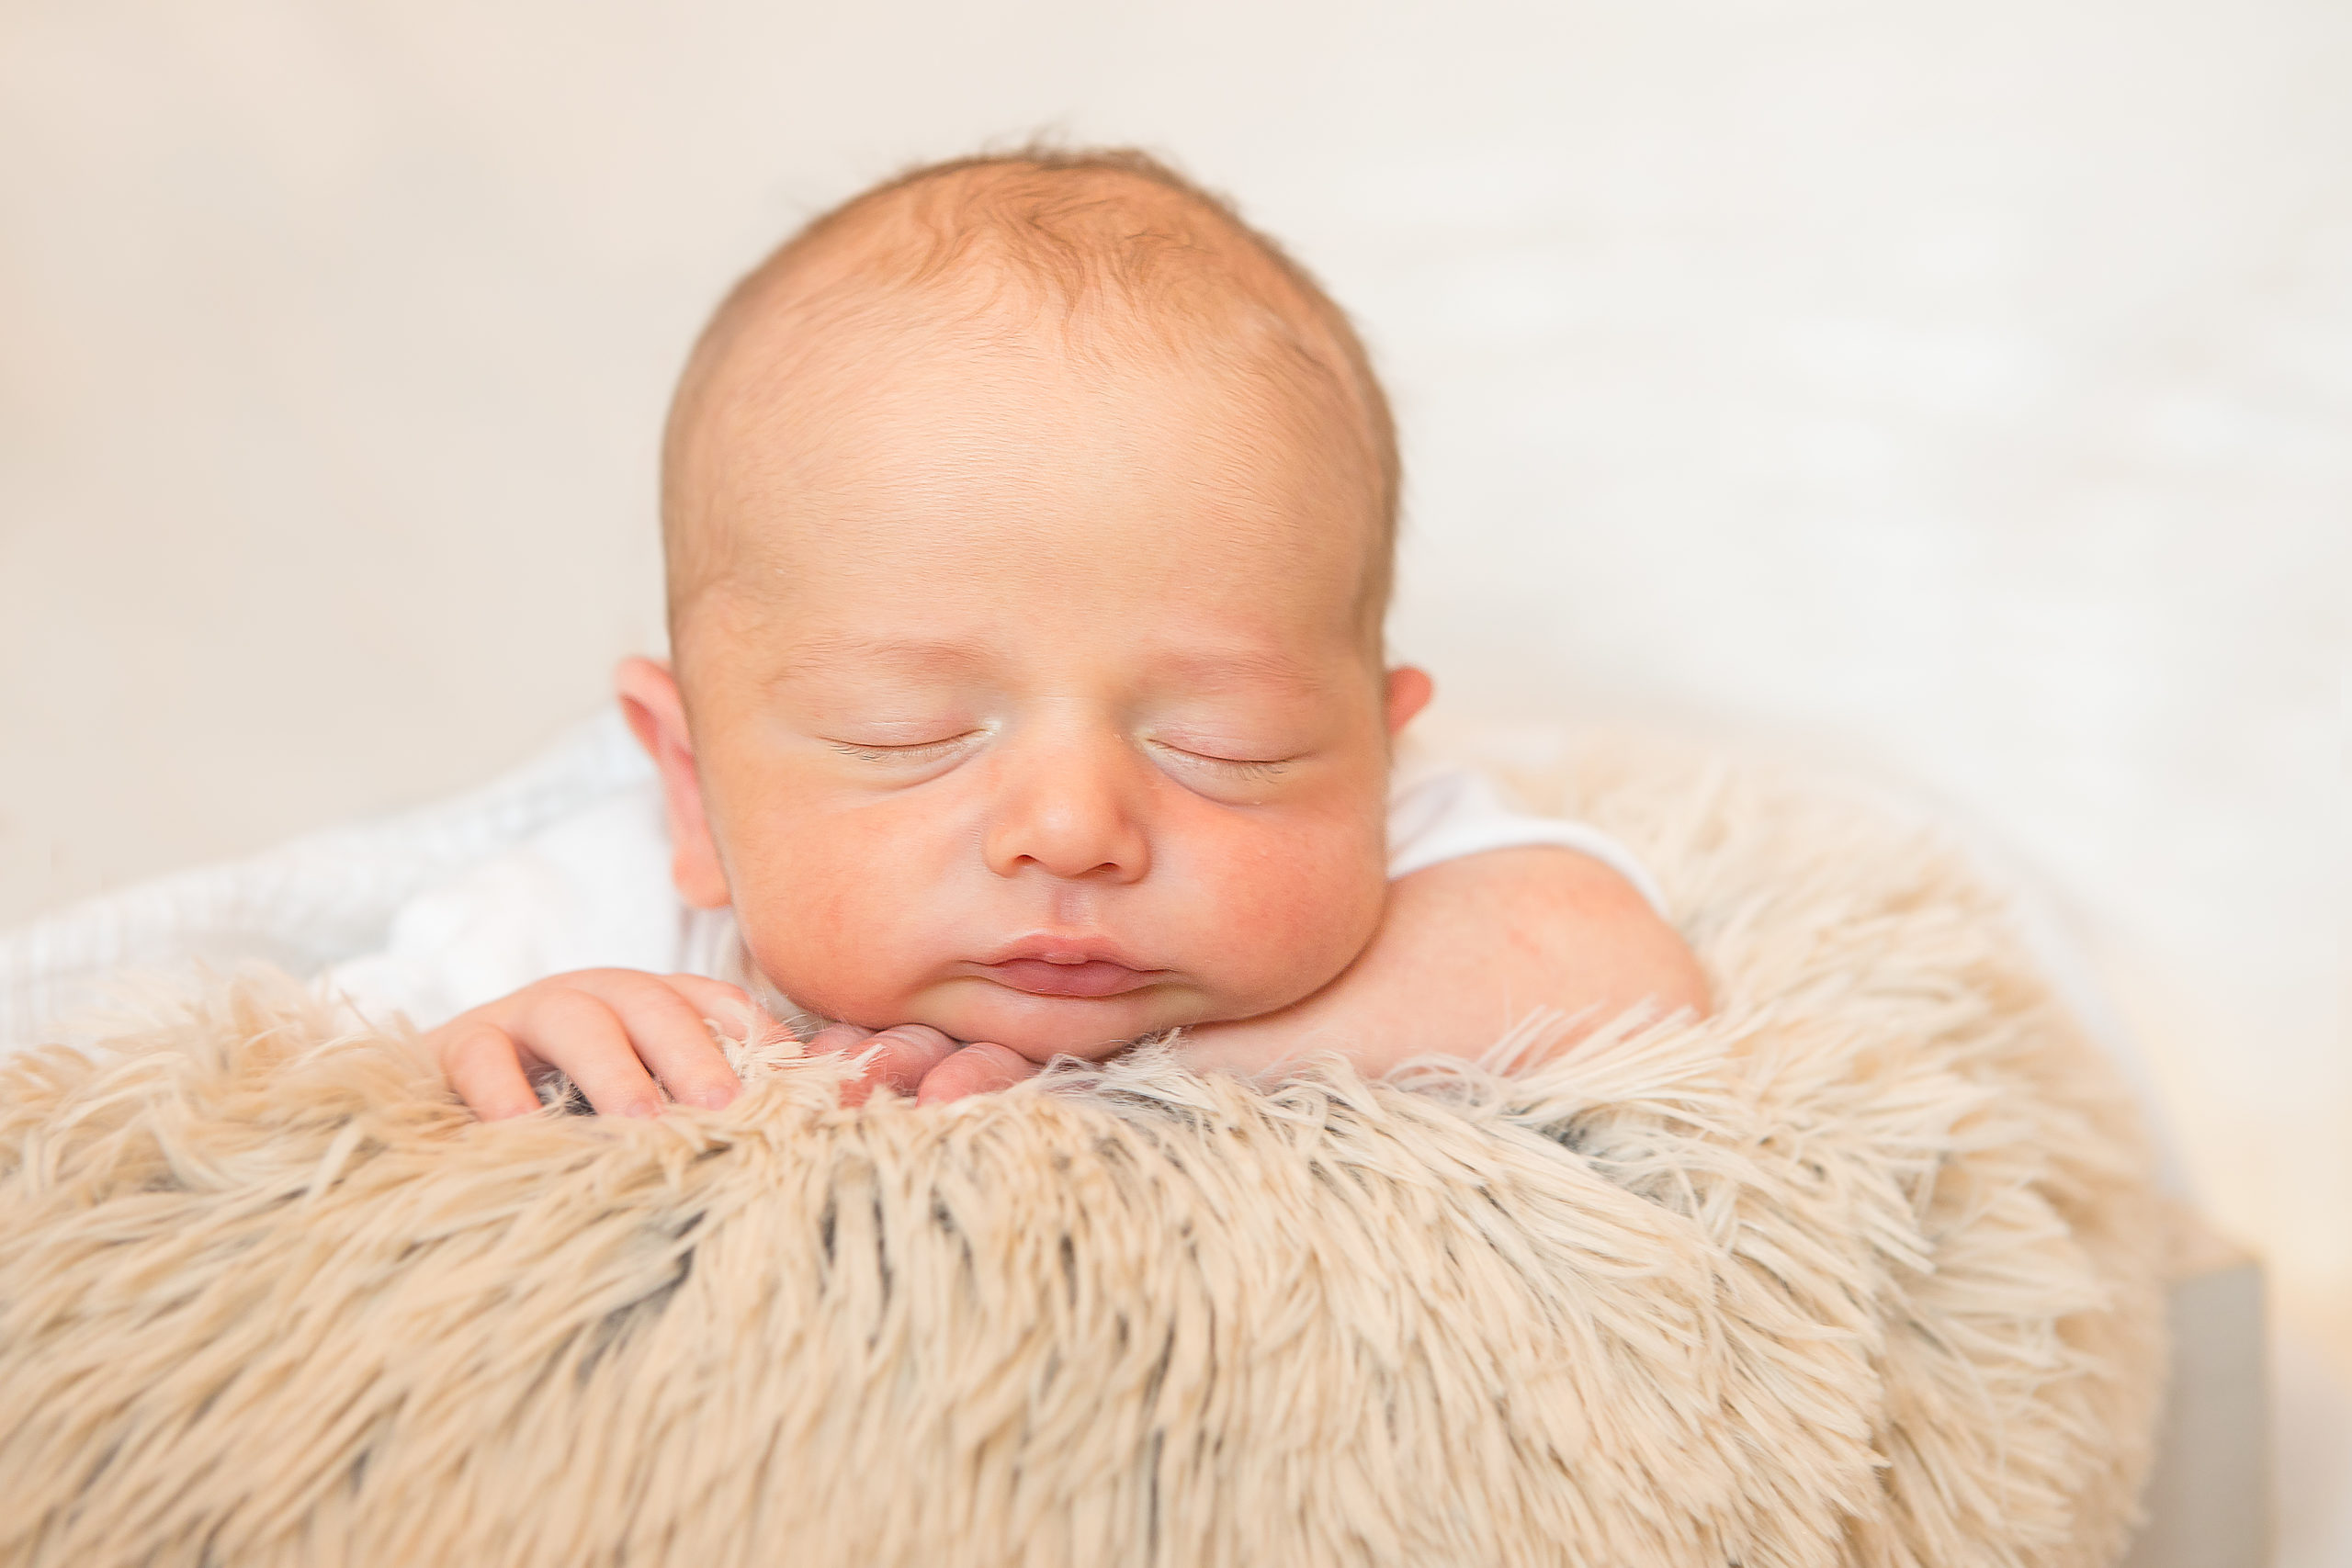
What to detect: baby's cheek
<box><xmin>1183</xmin><ymin>819</ymin><xmax>1388</xmax><ymax>1012</ymax></box>
<box><xmin>727</xmin><ymin>817</ymin><xmax>929</xmax><ymax>1021</ymax></box>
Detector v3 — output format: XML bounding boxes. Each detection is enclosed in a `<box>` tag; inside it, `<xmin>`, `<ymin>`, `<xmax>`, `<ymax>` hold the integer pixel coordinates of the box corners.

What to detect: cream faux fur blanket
<box><xmin>0</xmin><ymin>741</ymin><xmax>2165</xmax><ymax>1568</ymax></box>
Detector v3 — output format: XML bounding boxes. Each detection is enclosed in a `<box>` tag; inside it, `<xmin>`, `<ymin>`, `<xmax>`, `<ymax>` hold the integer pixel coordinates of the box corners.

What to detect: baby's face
<box><xmin>659</xmin><ymin>318</ymin><xmax>1423</xmax><ymax>1061</ymax></box>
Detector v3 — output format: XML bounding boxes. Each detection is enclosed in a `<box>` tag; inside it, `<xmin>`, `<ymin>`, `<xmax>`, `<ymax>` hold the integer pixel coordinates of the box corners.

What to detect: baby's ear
<box><xmin>616</xmin><ymin>658</ymin><xmax>732</xmax><ymax>910</ymax></box>
<box><xmin>1385</xmin><ymin>665</ymin><xmax>1433</xmax><ymax>738</ymax></box>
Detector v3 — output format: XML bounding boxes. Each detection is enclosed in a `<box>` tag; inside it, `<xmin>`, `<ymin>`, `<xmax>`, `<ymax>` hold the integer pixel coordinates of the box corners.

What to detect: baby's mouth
<box><xmin>980</xmin><ymin>957</ymin><xmax>1159</xmax><ymax>999</ymax></box>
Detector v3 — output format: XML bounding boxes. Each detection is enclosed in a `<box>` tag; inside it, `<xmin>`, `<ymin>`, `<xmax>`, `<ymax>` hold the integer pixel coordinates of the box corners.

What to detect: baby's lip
<box><xmin>972</xmin><ymin>935</ymin><xmax>1167</xmax><ymax>999</ymax></box>
<box><xmin>981</xmin><ymin>958</ymin><xmax>1159</xmax><ymax>998</ymax></box>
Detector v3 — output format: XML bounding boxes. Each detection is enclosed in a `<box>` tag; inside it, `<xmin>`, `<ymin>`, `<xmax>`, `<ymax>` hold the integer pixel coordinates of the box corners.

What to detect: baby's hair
<box><xmin>662</xmin><ymin>146</ymin><xmax>1400</xmax><ymax>650</ymax></box>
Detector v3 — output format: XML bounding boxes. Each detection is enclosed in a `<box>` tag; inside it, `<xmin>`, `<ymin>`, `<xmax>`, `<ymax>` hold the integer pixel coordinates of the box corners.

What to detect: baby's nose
<box><xmin>981</xmin><ymin>733</ymin><xmax>1150</xmax><ymax>884</ymax></box>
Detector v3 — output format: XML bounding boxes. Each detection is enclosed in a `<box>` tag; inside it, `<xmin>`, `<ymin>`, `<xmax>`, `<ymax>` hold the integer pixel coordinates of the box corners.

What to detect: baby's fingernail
<box><xmin>691</xmin><ymin>1085</ymin><xmax>736</xmax><ymax>1110</ymax></box>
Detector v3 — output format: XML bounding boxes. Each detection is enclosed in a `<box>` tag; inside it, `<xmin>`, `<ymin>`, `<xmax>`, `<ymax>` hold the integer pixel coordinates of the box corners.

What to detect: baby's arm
<box><xmin>1178</xmin><ymin>845</ymin><xmax>1708</xmax><ymax>1077</ymax></box>
<box><xmin>914</xmin><ymin>846</ymin><xmax>1709</xmax><ymax>1100</ymax></box>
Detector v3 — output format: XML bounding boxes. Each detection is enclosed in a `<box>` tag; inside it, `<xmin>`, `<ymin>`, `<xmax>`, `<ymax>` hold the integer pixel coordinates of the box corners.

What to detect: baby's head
<box><xmin>622</xmin><ymin>149</ymin><xmax>1430</xmax><ymax>1060</ymax></box>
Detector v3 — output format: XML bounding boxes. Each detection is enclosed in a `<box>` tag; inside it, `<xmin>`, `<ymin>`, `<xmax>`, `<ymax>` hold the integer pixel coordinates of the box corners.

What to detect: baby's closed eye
<box><xmin>826</xmin><ymin>731</ymin><xmax>986</xmax><ymax>765</ymax></box>
<box><xmin>1144</xmin><ymin>739</ymin><xmax>1293</xmax><ymax>780</ymax></box>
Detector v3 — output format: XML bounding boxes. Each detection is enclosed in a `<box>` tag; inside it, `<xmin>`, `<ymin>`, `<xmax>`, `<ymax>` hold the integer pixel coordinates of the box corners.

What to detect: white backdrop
<box><xmin>3</xmin><ymin>0</ymin><xmax>2345</xmax><ymax>1549</ymax></box>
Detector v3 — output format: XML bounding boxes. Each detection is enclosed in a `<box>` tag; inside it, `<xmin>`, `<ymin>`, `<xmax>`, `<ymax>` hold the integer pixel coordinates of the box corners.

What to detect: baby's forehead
<box><xmin>705</xmin><ymin>333</ymin><xmax>1374</xmax><ymax>601</ymax></box>
<box><xmin>677</xmin><ymin>356</ymin><xmax>1378</xmax><ymax>691</ymax></box>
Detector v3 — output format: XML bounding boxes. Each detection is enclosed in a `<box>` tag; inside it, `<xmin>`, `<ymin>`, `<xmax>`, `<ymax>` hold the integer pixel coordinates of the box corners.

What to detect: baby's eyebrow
<box><xmin>768</xmin><ymin>634</ymin><xmax>993</xmax><ymax>681</ymax></box>
<box><xmin>1148</xmin><ymin>648</ymin><xmax>1335</xmax><ymax>698</ymax></box>
<box><xmin>765</xmin><ymin>634</ymin><xmax>1332</xmax><ymax>697</ymax></box>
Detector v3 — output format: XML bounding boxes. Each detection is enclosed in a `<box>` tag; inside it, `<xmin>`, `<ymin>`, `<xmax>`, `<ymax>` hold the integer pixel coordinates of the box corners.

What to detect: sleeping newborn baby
<box><xmin>350</xmin><ymin>149</ymin><xmax>1709</xmax><ymax>1115</ymax></box>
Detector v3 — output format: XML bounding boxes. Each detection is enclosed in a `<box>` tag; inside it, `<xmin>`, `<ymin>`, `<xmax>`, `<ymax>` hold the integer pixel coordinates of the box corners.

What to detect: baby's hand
<box><xmin>429</xmin><ymin>969</ymin><xmax>760</xmax><ymax>1120</ymax></box>
<box><xmin>802</xmin><ymin>1025</ymin><xmax>1035</xmax><ymax>1108</ymax></box>
<box><xmin>429</xmin><ymin>971</ymin><xmax>1029</xmax><ymax>1120</ymax></box>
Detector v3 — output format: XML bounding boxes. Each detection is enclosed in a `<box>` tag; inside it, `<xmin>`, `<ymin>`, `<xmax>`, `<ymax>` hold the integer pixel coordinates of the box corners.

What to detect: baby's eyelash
<box><xmin>828</xmin><ymin>735</ymin><xmax>973</xmax><ymax>763</ymax></box>
<box><xmin>1150</xmin><ymin>740</ymin><xmax>1292</xmax><ymax>779</ymax></box>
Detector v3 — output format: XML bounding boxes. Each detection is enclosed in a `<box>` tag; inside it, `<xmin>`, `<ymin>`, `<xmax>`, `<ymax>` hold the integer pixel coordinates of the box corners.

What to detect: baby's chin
<box><xmin>902</xmin><ymin>976</ymin><xmax>1226</xmax><ymax>1065</ymax></box>
<box><xmin>775</xmin><ymin>971</ymin><xmax>1268</xmax><ymax>1066</ymax></box>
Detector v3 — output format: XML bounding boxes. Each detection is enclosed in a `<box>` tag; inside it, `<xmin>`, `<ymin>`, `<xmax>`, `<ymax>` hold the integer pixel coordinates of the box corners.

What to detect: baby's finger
<box><xmin>436</xmin><ymin>1019</ymin><xmax>544</xmax><ymax>1121</ymax></box>
<box><xmin>915</xmin><ymin>1041</ymin><xmax>1037</xmax><ymax>1106</ymax></box>
<box><xmin>660</xmin><ymin>974</ymin><xmax>769</xmax><ymax>1041</ymax></box>
<box><xmin>545</xmin><ymin>971</ymin><xmax>742</xmax><ymax>1111</ymax></box>
<box><xmin>801</xmin><ymin>1021</ymin><xmax>880</xmax><ymax>1103</ymax></box>
<box><xmin>807</xmin><ymin>1021</ymin><xmax>876</xmax><ymax>1056</ymax></box>
<box><xmin>594</xmin><ymin>975</ymin><xmax>742</xmax><ymax>1110</ymax></box>
<box><xmin>832</xmin><ymin>1023</ymin><xmax>959</xmax><ymax>1105</ymax></box>
<box><xmin>516</xmin><ymin>989</ymin><xmax>665</xmax><ymax>1118</ymax></box>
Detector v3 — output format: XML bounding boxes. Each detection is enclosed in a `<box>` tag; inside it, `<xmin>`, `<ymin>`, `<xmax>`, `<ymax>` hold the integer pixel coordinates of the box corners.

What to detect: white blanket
<box><xmin>0</xmin><ymin>716</ymin><xmax>649</xmax><ymax>1050</ymax></box>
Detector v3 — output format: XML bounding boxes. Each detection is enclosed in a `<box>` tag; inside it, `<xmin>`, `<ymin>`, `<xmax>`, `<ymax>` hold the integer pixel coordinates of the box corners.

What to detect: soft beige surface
<box><xmin>0</xmin><ymin>742</ymin><xmax>2165</xmax><ymax>1567</ymax></box>
<box><xmin>1</xmin><ymin>1</ymin><xmax>2342</xmax><ymax>1552</ymax></box>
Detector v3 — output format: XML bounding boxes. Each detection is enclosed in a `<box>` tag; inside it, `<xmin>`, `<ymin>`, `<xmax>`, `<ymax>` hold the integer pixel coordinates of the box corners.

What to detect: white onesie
<box><xmin>328</xmin><ymin>750</ymin><xmax>1668</xmax><ymax>1032</ymax></box>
